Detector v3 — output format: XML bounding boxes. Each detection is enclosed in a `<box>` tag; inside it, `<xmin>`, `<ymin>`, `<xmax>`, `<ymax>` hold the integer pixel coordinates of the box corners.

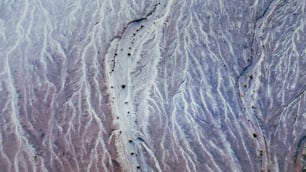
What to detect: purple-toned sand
<box><xmin>0</xmin><ymin>0</ymin><xmax>305</xmax><ymax>171</ymax></box>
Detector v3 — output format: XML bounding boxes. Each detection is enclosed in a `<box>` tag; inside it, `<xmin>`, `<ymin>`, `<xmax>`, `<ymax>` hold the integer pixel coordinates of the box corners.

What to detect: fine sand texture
<box><xmin>0</xmin><ymin>0</ymin><xmax>305</xmax><ymax>172</ymax></box>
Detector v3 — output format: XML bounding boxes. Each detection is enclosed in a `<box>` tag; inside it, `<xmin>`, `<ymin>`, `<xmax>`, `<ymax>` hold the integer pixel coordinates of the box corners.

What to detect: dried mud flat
<box><xmin>0</xmin><ymin>0</ymin><xmax>306</xmax><ymax>172</ymax></box>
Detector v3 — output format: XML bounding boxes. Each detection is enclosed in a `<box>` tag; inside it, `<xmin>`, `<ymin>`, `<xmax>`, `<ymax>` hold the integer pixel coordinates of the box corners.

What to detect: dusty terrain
<box><xmin>0</xmin><ymin>0</ymin><xmax>305</xmax><ymax>171</ymax></box>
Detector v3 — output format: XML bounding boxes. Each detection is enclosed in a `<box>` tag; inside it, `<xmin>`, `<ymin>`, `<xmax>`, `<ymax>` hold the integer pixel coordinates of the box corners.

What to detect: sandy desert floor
<box><xmin>0</xmin><ymin>0</ymin><xmax>306</xmax><ymax>171</ymax></box>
